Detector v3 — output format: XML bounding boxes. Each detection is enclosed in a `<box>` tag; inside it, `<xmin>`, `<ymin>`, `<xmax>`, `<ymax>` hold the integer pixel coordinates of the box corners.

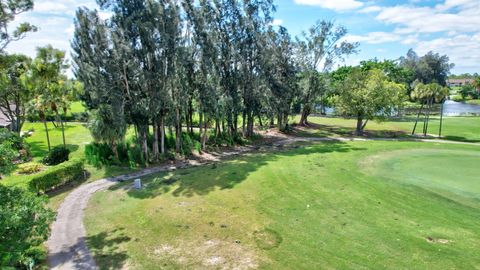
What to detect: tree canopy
<box><xmin>334</xmin><ymin>68</ymin><xmax>406</xmax><ymax>135</ymax></box>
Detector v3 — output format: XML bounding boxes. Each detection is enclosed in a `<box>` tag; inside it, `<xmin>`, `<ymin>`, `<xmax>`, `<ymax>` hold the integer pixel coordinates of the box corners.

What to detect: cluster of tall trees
<box><xmin>72</xmin><ymin>0</ymin><xmax>357</xmax><ymax>161</ymax></box>
<box><xmin>1</xmin><ymin>0</ymin><xmax>80</xmax><ymax>148</ymax></box>
<box><xmin>0</xmin><ymin>47</ymin><xmax>78</xmax><ymax>150</ymax></box>
<box><xmin>399</xmin><ymin>49</ymin><xmax>454</xmax><ymax>88</ymax></box>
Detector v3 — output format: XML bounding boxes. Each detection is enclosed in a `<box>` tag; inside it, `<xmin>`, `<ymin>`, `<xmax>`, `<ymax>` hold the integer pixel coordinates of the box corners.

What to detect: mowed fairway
<box><xmin>84</xmin><ymin>141</ymin><xmax>480</xmax><ymax>269</ymax></box>
<box><xmin>294</xmin><ymin>116</ymin><xmax>480</xmax><ymax>142</ymax></box>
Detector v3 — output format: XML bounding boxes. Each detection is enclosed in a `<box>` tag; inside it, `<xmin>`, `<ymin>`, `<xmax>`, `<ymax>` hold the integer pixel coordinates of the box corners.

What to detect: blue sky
<box><xmin>6</xmin><ymin>0</ymin><xmax>480</xmax><ymax>74</ymax></box>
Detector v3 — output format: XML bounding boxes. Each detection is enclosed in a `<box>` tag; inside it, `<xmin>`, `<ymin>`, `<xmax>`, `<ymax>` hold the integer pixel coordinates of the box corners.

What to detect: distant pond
<box><xmin>443</xmin><ymin>100</ymin><xmax>480</xmax><ymax>116</ymax></box>
<box><xmin>313</xmin><ymin>100</ymin><xmax>480</xmax><ymax>117</ymax></box>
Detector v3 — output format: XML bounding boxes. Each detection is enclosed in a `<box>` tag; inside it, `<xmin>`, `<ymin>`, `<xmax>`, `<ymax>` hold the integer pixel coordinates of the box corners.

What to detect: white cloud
<box><xmin>376</xmin><ymin>1</ymin><xmax>480</xmax><ymax>34</ymax></box>
<box><xmin>5</xmin><ymin>0</ymin><xmax>98</xmax><ymax>58</ymax></box>
<box><xmin>294</xmin><ymin>0</ymin><xmax>364</xmax><ymax>11</ymax></box>
<box><xmin>344</xmin><ymin>32</ymin><xmax>402</xmax><ymax>44</ymax></box>
<box><xmin>401</xmin><ymin>34</ymin><xmax>420</xmax><ymax>45</ymax></box>
<box><xmin>414</xmin><ymin>33</ymin><xmax>480</xmax><ymax>72</ymax></box>
<box><xmin>358</xmin><ymin>5</ymin><xmax>382</xmax><ymax>13</ymax></box>
<box><xmin>272</xmin><ymin>19</ymin><xmax>283</xmax><ymax>26</ymax></box>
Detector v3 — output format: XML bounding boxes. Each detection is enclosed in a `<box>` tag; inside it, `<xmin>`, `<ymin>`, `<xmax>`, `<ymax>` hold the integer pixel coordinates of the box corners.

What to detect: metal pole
<box><xmin>439</xmin><ymin>99</ymin><xmax>445</xmax><ymax>137</ymax></box>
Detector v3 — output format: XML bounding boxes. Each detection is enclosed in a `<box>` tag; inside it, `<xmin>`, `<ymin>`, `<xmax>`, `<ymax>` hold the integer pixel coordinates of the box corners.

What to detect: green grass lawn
<box><xmin>465</xmin><ymin>99</ymin><xmax>480</xmax><ymax>105</ymax></box>
<box><xmin>293</xmin><ymin>115</ymin><xmax>480</xmax><ymax>142</ymax></box>
<box><xmin>84</xmin><ymin>141</ymin><xmax>480</xmax><ymax>269</ymax></box>
<box><xmin>1</xmin><ymin>121</ymin><xmax>137</xmax><ymax>209</ymax></box>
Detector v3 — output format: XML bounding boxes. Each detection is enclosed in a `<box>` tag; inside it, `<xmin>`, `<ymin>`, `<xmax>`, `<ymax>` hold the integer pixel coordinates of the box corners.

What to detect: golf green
<box><xmin>365</xmin><ymin>149</ymin><xmax>480</xmax><ymax>202</ymax></box>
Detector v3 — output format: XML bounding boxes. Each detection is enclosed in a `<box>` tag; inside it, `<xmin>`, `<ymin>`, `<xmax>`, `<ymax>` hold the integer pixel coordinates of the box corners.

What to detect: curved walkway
<box><xmin>47</xmin><ymin>136</ymin><xmax>479</xmax><ymax>269</ymax></box>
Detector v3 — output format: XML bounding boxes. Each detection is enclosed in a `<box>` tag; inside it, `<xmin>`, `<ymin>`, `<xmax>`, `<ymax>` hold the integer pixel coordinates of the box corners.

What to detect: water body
<box><xmin>315</xmin><ymin>100</ymin><xmax>480</xmax><ymax>117</ymax></box>
<box><xmin>443</xmin><ymin>100</ymin><xmax>480</xmax><ymax>116</ymax></box>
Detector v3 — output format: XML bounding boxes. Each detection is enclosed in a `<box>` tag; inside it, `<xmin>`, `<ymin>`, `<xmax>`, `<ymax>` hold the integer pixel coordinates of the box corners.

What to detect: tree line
<box><xmin>72</xmin><ymin>0</ymin><xmax>358</xmax><ymax>162</ymax></box>
<box><xmin>1</xmin><ymin>0</ymin><xmax>454</xmax><ymax>162</ymax></box>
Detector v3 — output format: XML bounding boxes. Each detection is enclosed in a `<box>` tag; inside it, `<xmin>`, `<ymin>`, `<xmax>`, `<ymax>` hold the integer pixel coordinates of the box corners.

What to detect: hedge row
<box><xmin>28</xmin><ymin>159</ymin><xmax>85</xmax><ymax>193</ymax></box>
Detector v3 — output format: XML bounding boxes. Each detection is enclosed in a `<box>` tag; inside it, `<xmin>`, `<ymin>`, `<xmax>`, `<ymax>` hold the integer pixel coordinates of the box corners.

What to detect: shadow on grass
<box><xmin>114</xmin><ymin>141</ymin><xmax>366</xmax><ymax>199</ymax></box>
<box><xmin>86</xmin><ymin>228</ymin><xmax>131</xmax><ymax>270</ymax></box>
<box><xmin>442</xmin><ymin>136</ymin><xmax>480</xmax><ymax>143</ymax></box>
<box><xmin>48</xmin><ymin>228</ymin><xmax>130</xmax><ymax>270</ymax></box>
<box><xmin>28</xmin><ymin>141</ymin><xmax>80</xmax><ymax>158</ymax></box>
<box><xmin>292</xmin><ymin>123</ymin><xmax>409</xmax><ymax>139</ymax></box>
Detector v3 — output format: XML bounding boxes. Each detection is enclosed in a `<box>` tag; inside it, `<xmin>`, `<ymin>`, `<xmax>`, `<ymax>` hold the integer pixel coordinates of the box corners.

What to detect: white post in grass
<box><xmin>134</xmin><ymin>179</ymin><xmax>142</xmax><ymax>189</ymax></box>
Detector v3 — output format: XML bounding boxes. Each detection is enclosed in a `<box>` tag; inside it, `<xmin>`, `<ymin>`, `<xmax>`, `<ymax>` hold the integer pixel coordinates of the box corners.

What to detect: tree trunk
<box><xmin>111</xmin><ymin>138</ymin><xmax>119</xmax><ymax>161</ymax></box>
<box><xmin>242</xmin><ymin>110</ymin><xmax>246</xmax><ymax>136</ymax></box>
<box><xmin>160</xmin><ymin>116</ymin><xmax>165</xmax><ymax>154</ymax></box>
<box><xmin>215</xmin><ymin>118</ymin><xmax>221</xmax><ymax>137</ymax></box>
<box><xmin>188</xmin><ymin>99</ymin><xmax>194</xmax><ymax>135</ymax></box>
<box><xmin>175</xmin><ymin>108</ymin><xmax>181</xmax><ymax>154</ymax></box>
<box><xmin>299</xmin><ymin>104</ymin><xmax>311</xmax><ymax>126</ymax></box>
<box><xmin>233</xmin><ymin>113</ymin><xmax>238</xmax><ymax>134</ymax></box>
<box><xmin>56</xmin><ymin>110</ymin><xmax>66</xmax><ymax>148</ymax></box>
<box><xmin>138</xmin><ymin>125</ymin><xmax>148</xmax><ymax>165</ymax></box>
<box><xmin>277</xmin><ymin>112</ymin><xmax>283</xmax><ymax>131</ymax></box>
<box><xmin>15</xmin><ymin>105</ymin><xmax>22</xmax><ymax>133</ymax></box>
<box><xmin>412</xmin><ymin>102</ymin><xmax>424</xmax><ymax>135</ymax></box>
<box><xmin>42</xmin><ymin>117</ymin><xmax>51</xmax><ymax>152</ymax></box>
<box><xmin>199</xmin><ymin>112</ymin><xmax>204</xmax><ymax>152</ymax></box>
<box><xmin>423</xmin><ymin>99</ymin><xmax>432</xmax><ymax>136</ymax></box>
<box><xmin>227</xmin><ymin>112</ymin><xmax>233</xmax><ymax>135</ymax></box>
<box><xmin>246</xmin><ymin>111</ymin><xmax>254</xmax><ymax>137</ymax></box>
<box><xmin>201</xmin><ymin>116</ymin><xmax>208</xmax><ymax>150</ymax></box>
<box><xmin>356</xmin><ymin>116</ymin><xmax>365</xmax><ymax>136</ymax></box>
<box><xmin>152</xmin><ymin>120</ymin><xmax>159</xmax><ymax>160</ymax></box>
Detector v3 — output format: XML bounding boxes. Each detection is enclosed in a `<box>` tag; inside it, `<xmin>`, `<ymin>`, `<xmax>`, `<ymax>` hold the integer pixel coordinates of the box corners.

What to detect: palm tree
<box><xmin>411</xmin><ymin>83</ymin><xmax>449</xmax><ymax>136</ymax></box>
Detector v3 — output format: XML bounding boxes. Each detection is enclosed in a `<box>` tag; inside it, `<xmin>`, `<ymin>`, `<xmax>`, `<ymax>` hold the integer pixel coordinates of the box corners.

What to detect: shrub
<box><xmin>0</xmin><ymin>185</ymin><xmax>54</xmax><ymax>269</ymax></box>
<box><xmin>85</xmin><ymin>143</ymin><xmax>115</xmax><ymax>168</ymax></box>
<box><xmin>181</xmin><ymin>132</ymin><xmax>201</xmax><ymax>155</ymax></box>
<box><xmin>0</xmin><ymin>129</ymin><xmax>24</xmax><ymax>150</ymax></box>
<box><xmin>209</xmin><ymin>132</ymin><xmax>247</xmax><ymax>147</ymax></box>
<box><xmin>71</xmin><ymin>112</ymin><xmax>89</xmax><ymax>122</ymax></box>
<box><xmin>451</xmin><ymin>95</ymin><xmax>464</xmax><ymax>102</ymax></box>
<box><xmin>28</xmin><ymin>159</ymin><xmax>85</xmax><ymax>193</ymax></box>
<box><xmin>42</xmin><ymin>146</ymin><xmax>70</xmax><ymax>165</ymax></box>
<box><xmin>85</xmin><ymin>141</ymin><xmax>144</xmax><ymax>168</ymax></box>
<box><xmin>17</xmin><ymin>163</ymin><xmax>43</xmax><ymax>175</ymax></box>
<box><xmin>0</xmin><ymin>142</ymin><xmax>16</xmax><ymax>176</ymax></box>
<box><xmin>126</xmin><ymin>144</ymin><xmax>144</xmax><ymax>168</ymax></box>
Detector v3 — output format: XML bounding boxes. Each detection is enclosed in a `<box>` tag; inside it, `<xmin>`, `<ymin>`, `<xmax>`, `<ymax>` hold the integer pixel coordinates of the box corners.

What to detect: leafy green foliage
<box><xmin>0</xmin><ymin>128</ymin><xmax>26</xmax><ymax>150</ymax></box>
<box><xmin>459</xmin><ymin>84</ymin><xmax>479</xmax><ymax>99</ymax></box>
<box><xmin>0</xmin><ymin>185</ymin><xmax>54</xmax><ymax>269</ymax></box>
<box><xmin>0</xmin><ymin>54</ymin><xmax>33</xmax><ymax>132</ymax></box>
<box><xmin>0</xmin><ymin>142</ymin><xmax>16</xmax><ymax>175</ymax></box>
<box><xmin>0</xmin><ymin>0</ymin><xmax>37</xmax><ymax>52</ymax></box>
<box><xmin>28</xmin><ymin>159</ymin><xmax>84</xmax><ymax>193</ymax></box>
<box><xmin>334</xmin><ymin>68</ymin><xmax>406</xmax><ymax>134</ymax></box>
<box><xmin>296</xmin><ymin>20</ymin><xmax>358</xmax><ymax>125</ymax></box>
<box><xmin>411</xmin><ymin>83</ymin><xmax>449</xmax><ymax>103</ymax></box>
<box><xmin>42</xmin><ymin>146</ymin><xmax>70</xmax><ymax>165</ymax></box>
<box><xmin>399</xmin><ymin>49</ymin><xmax>454</xmax><ymax>87</ymax></box>
<box><xmin>16</xmin><ymin>163</ymin><xmax>43</xmax><ymax>175</ymax></box>
<box><xmin>85</xmin><ymin>142</ymin><xmax>115</xmax><ymax>168</ymax></box>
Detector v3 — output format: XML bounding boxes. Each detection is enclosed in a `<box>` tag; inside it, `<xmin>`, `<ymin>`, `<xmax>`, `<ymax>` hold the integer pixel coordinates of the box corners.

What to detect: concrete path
<box><xmin>46</xmin><ymin>136</ymin><xmax>479</xmax><ymax>269</ymax></box>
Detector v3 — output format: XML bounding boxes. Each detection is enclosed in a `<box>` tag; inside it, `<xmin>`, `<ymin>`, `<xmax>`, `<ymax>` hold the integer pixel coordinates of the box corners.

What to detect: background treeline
<box><xmin>71</xmin><ymin>0</ymin><xmax>455</xmax><ymax>165</ymax></box>
<box><xmin>72</xmin><ymin>0</ymin><xmax>360</xmax><ymax>164</ymax></box>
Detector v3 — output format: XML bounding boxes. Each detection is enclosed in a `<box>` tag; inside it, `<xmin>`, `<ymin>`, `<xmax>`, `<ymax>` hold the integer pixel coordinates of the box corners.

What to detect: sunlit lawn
<box><xmin>1</xmin><ymin>121</ymin><xmax>138</xmax><ymax>210</ymax></box>
<box><xmin>85</xmin><ymin>141</ymin><xmax>480</xmax><ymax>269</ymax></box>
<box><xmin>293</xmin><ymin>115</ymin><xmax>480</xmax><ymax>142</ymax></box>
